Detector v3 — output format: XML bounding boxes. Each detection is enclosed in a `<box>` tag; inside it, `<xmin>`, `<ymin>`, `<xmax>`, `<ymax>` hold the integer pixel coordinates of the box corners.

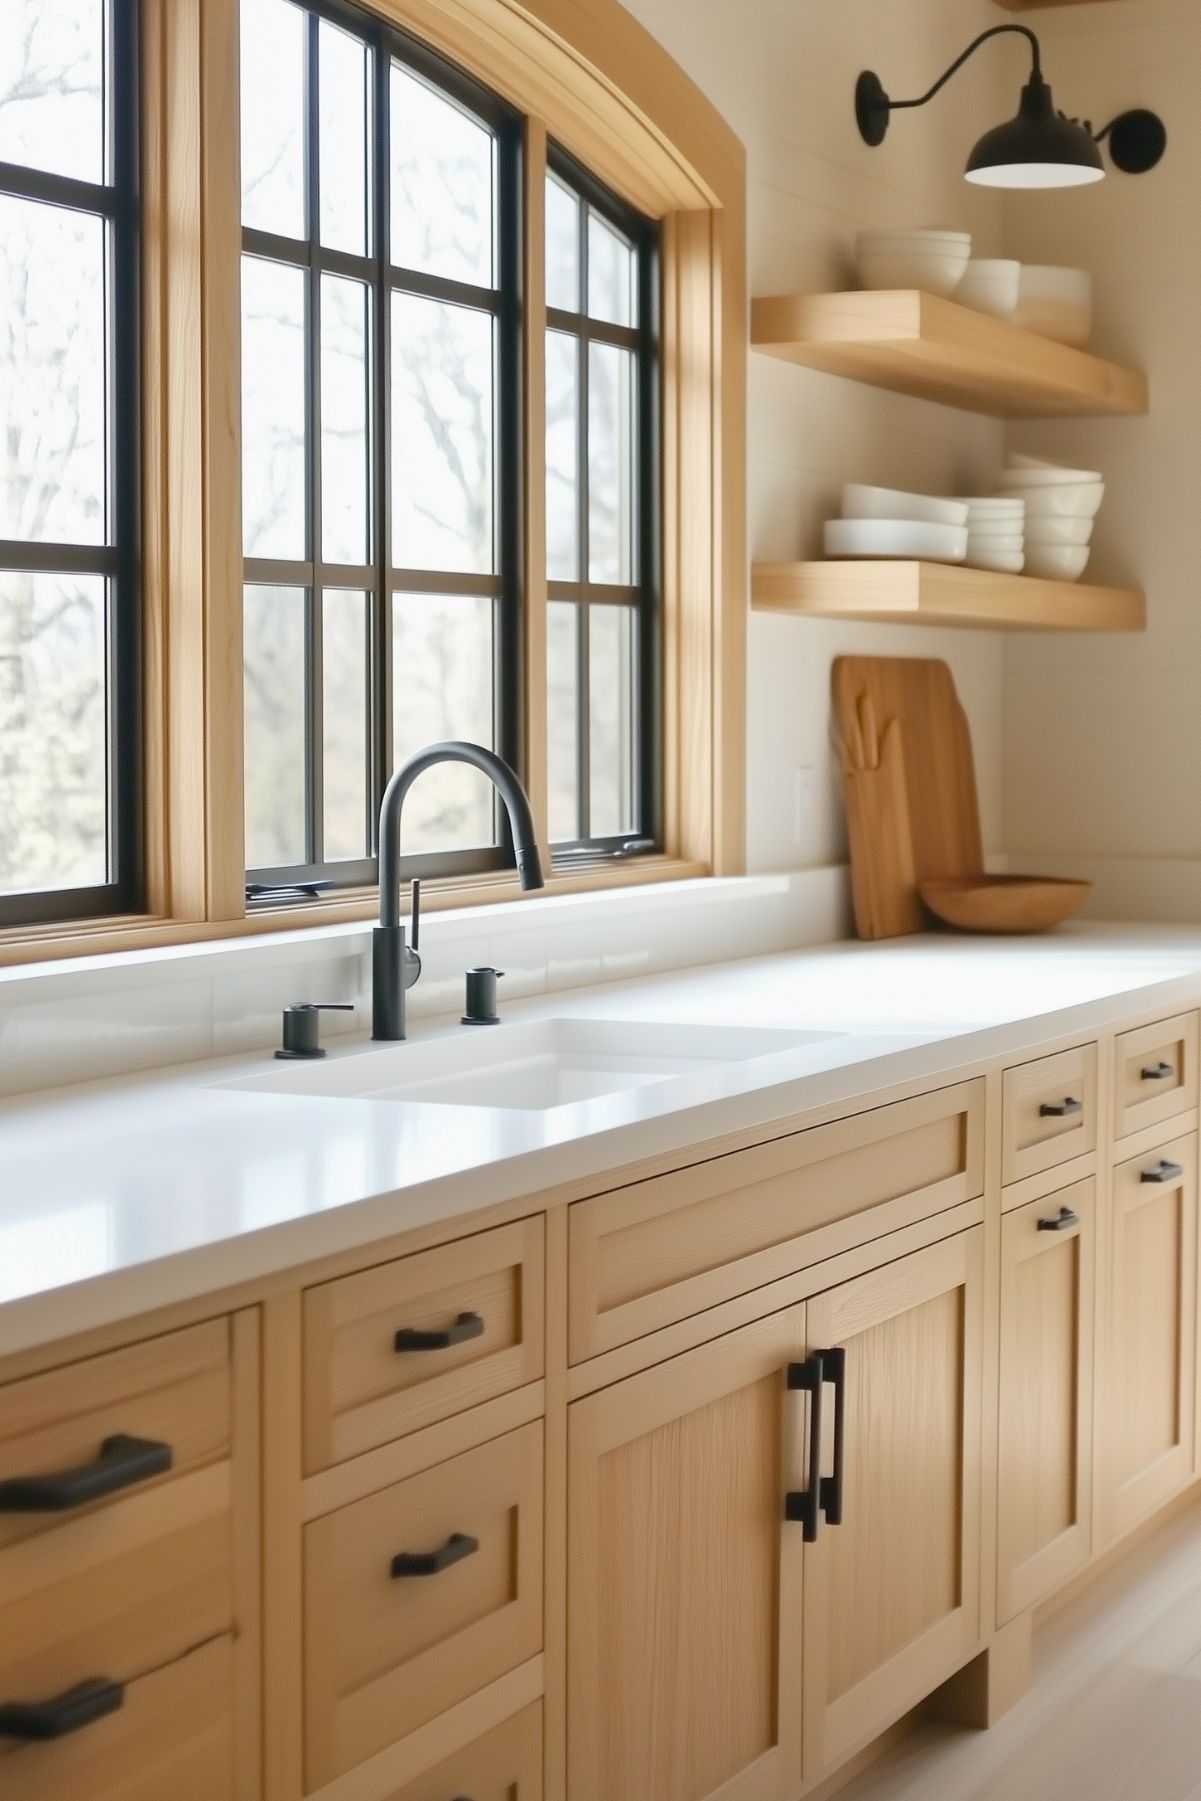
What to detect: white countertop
<box><xmin>6</xmin><ymin>921</ymin><xmax>1201</xmax><ymax>1358</ymax></box>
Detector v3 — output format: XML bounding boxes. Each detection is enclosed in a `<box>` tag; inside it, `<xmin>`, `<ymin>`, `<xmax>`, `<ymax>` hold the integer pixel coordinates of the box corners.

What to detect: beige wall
<box><xmin>1000</xmin><ymin>0</ymin><xmax>1201</xmax><ymax>919</ymax></box>
<box><xmin>619</xmin><ymin>0</ymin><xmax>1010</xmax><ymax>874</ymax></box>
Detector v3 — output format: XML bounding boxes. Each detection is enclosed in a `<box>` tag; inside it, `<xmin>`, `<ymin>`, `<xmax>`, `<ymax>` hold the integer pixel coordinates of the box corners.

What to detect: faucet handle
<box><xmin>409</xmin><ymin>878</ymin><xmax>421</xmax><ymax>954</ymax></box>
<box><xmin>275</xmin><ymin>1002</ymin><xmax>354</xmax><ymax>1061</ymax></box>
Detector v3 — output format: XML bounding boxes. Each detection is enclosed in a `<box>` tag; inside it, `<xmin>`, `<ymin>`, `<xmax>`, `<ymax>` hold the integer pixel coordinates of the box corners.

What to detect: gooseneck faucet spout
<box><xmin>373</xmin><ymin>741</ymin><xmax>545</xmax><ymax>1041</ymax></box>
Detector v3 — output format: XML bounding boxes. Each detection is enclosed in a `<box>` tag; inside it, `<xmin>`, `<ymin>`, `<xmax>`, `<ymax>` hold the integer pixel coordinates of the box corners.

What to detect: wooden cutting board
<box><xmin>833</xmin><ymin>656</ymin><xmax>984</xmax><ymax>940</ymax></box>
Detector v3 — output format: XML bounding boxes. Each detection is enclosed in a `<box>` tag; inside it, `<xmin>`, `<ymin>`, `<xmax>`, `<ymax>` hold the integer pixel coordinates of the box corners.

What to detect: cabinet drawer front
<box><xmin>0</xmin><ymin>1322</ymin><xmax>234</xmax><ymax>1702</ymax></box>
<box><xmin>1002</xmin><ymin>1044</ymin><xmax>1097</xmax><ymax>1186</ymax></box>
<box><xmin>304</xmin><ymin>1421</ymin><xmax>544</xmax><ymax>1789</ymax></box>
<box><xmin>997</xmin><ymin>1180</ymin><xmax>1095</xmax><ymax>1623</ymax></box>
<box><xmin>570</xmin><ymin>1082</ymin><xmax>984</xmax><ymax>1363</ymax></box>
<box><xmin>382</xmin><ymin>1701</ymin><xmax>542</xmax><ymax>1801</ymax></box>
<box><xmin>0</xmin><ymin>1632</ymin><xmax>235</xmax><ymax>1800</ymax></box>
<box><xmin>1114</xmin><ymin>1013</ymin><xmax>1199</xmax><ymax>1142</ymax></box>
<box><xmin>303</xmin><ymin>1218</ymin><xmax>545</xmax><ymax>1472</ymax></box>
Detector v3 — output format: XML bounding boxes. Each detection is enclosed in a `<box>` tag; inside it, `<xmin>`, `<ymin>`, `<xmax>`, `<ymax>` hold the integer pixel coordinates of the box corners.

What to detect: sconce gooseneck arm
<box><xmin>885</xmin><ymin>24</ymin><xmax>1041</xmax><ymax>116</ymax></box>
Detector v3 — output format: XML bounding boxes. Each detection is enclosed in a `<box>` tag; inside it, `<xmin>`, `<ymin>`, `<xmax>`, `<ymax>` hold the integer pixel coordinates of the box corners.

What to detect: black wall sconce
<box><xmin>856</xmin><ymin>24</ymin><xmax>1166</xmax><ymax>189</ymax></box>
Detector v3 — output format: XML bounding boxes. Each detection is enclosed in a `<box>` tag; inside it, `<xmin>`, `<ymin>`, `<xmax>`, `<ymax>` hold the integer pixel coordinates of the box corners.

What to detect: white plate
<box><xmin>966</xmin><ymin>549</ymin><xmax>1025</xmax><ymax>574</ymax></box>
<box><xmin>824</xmin><ymin>518</ymin><xmax>968</xmax><ymax>561</ymax></box>
<box><xmin>967</xmin><ymin>533</ymin><xmax>1025</xmax><ymax>551</ymax></box>
<box><xmin>958</xmin><ymin>497</ymin><xmax>1026</xmax><ymax>515</ymax></box>
<box><xmin>841</xmin><ymin>484</ymin><xmax>969</xmax><ymax>528</ymax></box>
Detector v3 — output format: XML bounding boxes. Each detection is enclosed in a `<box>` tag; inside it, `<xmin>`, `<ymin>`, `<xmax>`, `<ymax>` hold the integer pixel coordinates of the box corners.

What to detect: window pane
<box><xmin>240</xmin><ymin>0</ymin><xmax>306</xmax><ymax>239</ymax></box>
<box><xmin>244</xmin><ymin>584</ymin><xmax>307</xmax><ymax>869</ymax></box>
<box><xmin>390</xmin><ymin>64</ymin><xmax>493</xmax><ymax>288</ymax></box>
<box><xmin>0</xmin><ymin>0</ymin><xmax>104</xmax><ymax>184</ymax></box>
<box><xmin>545</xmin><ymin>174</ymin><xmax>579</xmax><ymax>313</ymax></box>
<box><xmin>546</xmin><ymin>331</ymin><xmax>579</xmax><ymax>582</ymax></box>
<box><xmin>242</xmin><ymin>256</ymin><xmax>307</xmax><ymax>560</ymax></box>
<box><xmin>0</xmin><ymin>196</ymin><xmax>105</xmax><ymax>546</ymax></box>
<box><xmin>547</xmin><ymin>602</ymin><xmax>579</xmax><ymax>843</ymax></box>
<box><xmin>322</xmin><ymin>590</ymin><xmax>369</xmax><ymax>862</ymax></box>
<box><xmin>391</xmin><ymin>293</ymin><xmax>494</xmax><ymax>574</ymax></box>
<box><xmin>392</xmin><ymin>592</ymin><xmax>495</xmax><ymax>852</ymax></box>
<box><xmin>321</xmin><ymin>275</ymin><xmax>370</xmax><ymax>566</ymax></box>
<box><xmin>588</xmin><ymin>342</ymin><xmax>635</xmax><ymax>584</ymax></box>
<box><xmin>588</xmin><ymin>212</ymin><xmax>635</xmax><ymax>327</ymax></box>
<box><xmin>319</xmin><ymin>19</ymin><xmax>370</xmax><ymax>256</ymax></box>
<box><xmin>0</xmin><ymin>570</ymin><xmax>106</xmax><ymax>893</ymax></box>
<box><xmin>590</xmin><ymin>604</ymin><xmax>636</xmax><ymax>838</ymax></box>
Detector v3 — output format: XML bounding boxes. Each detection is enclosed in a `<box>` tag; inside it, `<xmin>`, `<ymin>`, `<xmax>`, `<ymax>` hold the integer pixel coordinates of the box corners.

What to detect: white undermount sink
<box><xmin>222</xmin><ymin>1017</ymin><xmax>837</xmax><ymax>1113</ymax></box>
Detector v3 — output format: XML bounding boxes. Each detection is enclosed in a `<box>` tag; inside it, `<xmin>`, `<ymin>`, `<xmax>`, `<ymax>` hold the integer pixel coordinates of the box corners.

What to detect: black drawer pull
<box><xmin>1141</xmin><ymin>1160</ymin><xmax>1184</xmax><ymax>1184</ymax></box>
<box><xmin>391</xmin><ymin>1532</ymin><xmax>479</xmax><ymax>1578</ymax></box>
<box><xmin>394</xmin><ymin>1311</ymin><xmax>485</xmax><ymax>1353</ymax></box>
<box><xmin>784</xmin><ymin>1354</ymin><xmax>824</xmax><ymax>1542</ymax></box>
<box><xmin>1038</xmin><ymin>1206</ymin><xmax>1080</xmax><ymax>1232</ymax></box>
<box><xmin>1141</xmin><ymin>1061</ymin><xmax>1175</xmax><ymax>1082</ymax></box>
<box><xmin>0</xmin><ymin>1435</ymin><xmax>172</xmax><ymax>1514</ymax></box>
<box><xmin>0</xmin><ymin>1678</ymin><xmax>124</xmax><ymax>1741</ymax></box>
<box><xmin>817</xmin><ymin>1346</ymin><xmax>847</xmax><ymax>1528</ymax></box>
<box><xmin>1039</xmin><ymin>1096</ymin><xmax>1083</xmax><ymax>1118</ymax></box>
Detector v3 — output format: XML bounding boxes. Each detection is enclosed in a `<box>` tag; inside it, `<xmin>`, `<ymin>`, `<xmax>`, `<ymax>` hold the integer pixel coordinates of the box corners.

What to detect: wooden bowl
<box><xmin>920</xmin><ymin>874</ymin><xmax>1091</xmax><ymax>935</ymax></box>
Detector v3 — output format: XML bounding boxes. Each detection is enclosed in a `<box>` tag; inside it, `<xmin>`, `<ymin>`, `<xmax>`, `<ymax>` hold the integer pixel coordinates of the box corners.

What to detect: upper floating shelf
<box><xmin>751</xmin><ymin>290</ymin><xmax>1148</xmax><ymax>419</ymax></box>
<box><xmin>753</xmin><ymin>560</ymin><xmax>1146</xmax><ymax>633</ymax></box>
<box><xmin>993</xmin><ymin>1</ymin><xmax>1119</xmax><ymax>10</ymax></box>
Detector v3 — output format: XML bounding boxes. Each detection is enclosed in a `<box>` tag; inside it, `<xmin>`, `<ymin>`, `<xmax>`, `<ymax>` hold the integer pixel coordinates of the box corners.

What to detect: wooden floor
<box><xmin>838</xmin><ymin>1498</ymin><xmax>1201</xmax><ymax>1801</ymax></box>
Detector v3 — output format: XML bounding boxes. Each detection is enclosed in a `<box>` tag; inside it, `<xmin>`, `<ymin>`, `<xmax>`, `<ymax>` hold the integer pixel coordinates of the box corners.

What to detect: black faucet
<box><xmin>373</xmin><ymin>741</ymin><xmax>546</xmax><ymax>1040</ymax></box>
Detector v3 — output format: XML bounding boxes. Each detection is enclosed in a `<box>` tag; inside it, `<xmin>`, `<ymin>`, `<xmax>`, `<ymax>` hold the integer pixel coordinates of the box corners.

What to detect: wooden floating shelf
<box><xmin>752</xmin><ymin>561</ymin><xmax>1146</xmax><ymax>633</ymax></box>
<box><xmin>751</xmin><ymin>290</ymin><xmax>1148</xmax><ymax>419</ymax></box>
<box><xmin>994</xmin><ymin>1</ymin><xmax>1119</xmax><ymax>10</ymax></box>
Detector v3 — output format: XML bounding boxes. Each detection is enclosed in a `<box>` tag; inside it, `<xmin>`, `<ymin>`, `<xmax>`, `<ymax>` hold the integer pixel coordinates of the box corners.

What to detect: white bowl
<box><xmin>841</xmin><ymin>483</ymin><xmax>969</xmax><ymax>528</ymax></box>
<box><xmin>858</xmin><ymin>247</ymin><xmax>971</xmax><ymax>296</ymax></box>
<box><xmin>1014</xmin><ymin>265</ymin><xmax>1093</xmax><ymax>346</ymax></box>
<box><xmin>954</xmin><ymin>258</ymin><xmax>1021</xmax><ymax>318</ymax></box>
<box><xmin>967</xmin><ymin>531</ymin><xmax>1025</xmax><ymax>551</ymax></box>
<box><xmin>967</xmin><ymin>549</ymin><xmax>1025</xmax><ymax>574</ymax></box>
<box><xmin>959</xmin><ymin>496</ymin><xmax>1025</xmax><ymax>516</ymax></box>
<box><xmin>1010</xmin><ymin>482</ymin><xmax>1105</xmax><ymax>521</ymax></box>
<box><xmin>1002</xmin><ymin>457</ymin><xmax>1103</xmax><ymax>485</ymax></box>
<box><xmin>1024</xmin><ymin>542</ymin><xmax>1091</xmax><ymax>581</ymax></box>
<box><xmin>857</xmin><ymin>228</ymin><xmax>971</xmax><ymax>249</ymax></box>
<box><xmin>824</xmin><ymin>518</ymin><xmax>968</xmax><ymax>562</ymax></box>
<box><xmin>1024</xmin><ymin>515</ymin><xmax>1094</xmax><ymax>546</ymax></box>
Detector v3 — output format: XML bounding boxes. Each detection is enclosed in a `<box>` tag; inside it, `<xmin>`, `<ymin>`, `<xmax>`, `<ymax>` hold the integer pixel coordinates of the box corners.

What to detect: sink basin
<box><xmin>223</xmin><ymin>1017</ymin><xmax>835</xmax><ymax>1113</ymax></box>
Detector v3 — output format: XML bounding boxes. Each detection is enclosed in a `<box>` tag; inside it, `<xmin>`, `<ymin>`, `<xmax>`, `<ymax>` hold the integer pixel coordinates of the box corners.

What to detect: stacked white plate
<box><xmin>955</xmin><ymin>496</ymin><xmax>1025</xmax><ymax>573</ymax></box>
<box><xmin>996</xmin><ymin>455</ymin><xmax>1105</xmax><ymax>580</ymax></box>
<box><xmin>826</xmin><ymin>484</ymin><xmax>968</xmax><ymax>563</ymax></box>
<box><xmin>856</xmin><ymin>229</ymin><xmax>971</xmax><ymax>297</ymax></box>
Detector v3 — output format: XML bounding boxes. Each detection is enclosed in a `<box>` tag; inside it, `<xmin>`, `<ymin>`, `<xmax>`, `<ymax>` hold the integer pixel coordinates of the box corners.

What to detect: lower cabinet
<box><xmin>382</xmin><ymin>1702</ymin><xmax>542</xmax><ymax>1801</ymax></box>
<box><xmin>1099</xmin><ymin>1134</ymin><xmax>1198</xmax><ymax>1546</ymax></box>
<box><xmin>996</xmin><ymin>1179</ymin><xmax>1095</xmax><ymax>1623</ymax></box>
<box><xmin>566</xmin><ymin>1230</ymin><xmax>984</xmax><ymax>1801</ymax></box>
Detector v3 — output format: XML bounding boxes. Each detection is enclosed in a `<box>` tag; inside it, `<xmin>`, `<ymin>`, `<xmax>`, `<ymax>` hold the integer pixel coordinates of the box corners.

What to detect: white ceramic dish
<box><xmin>967</xmin><ymin>549</ymin><xmax>1025</xmax><ymax>574</ymax></box>
<box><xmin>840</xmin><ymin>483</ymin><xmax>969</xmax><ymax>528</ymax></box>
<box><xmin>967</xmin><ymin>533</ymin><xmax>1025</xmax><ymax>552</ymax></box>
<box><xmin>1002</xmin><ymin>457</ymin><xmax>1103</xmax><ymax>486</ymax></box>
<box><xmin>1024</xmin><ymin>542</ymin><xmax>1091</xmax><ymax>581</ymax></box>
<box><xmin>1024</xmin><ymin>516</ymin><xmax>1094</xmax><ymax>546</ymax></box>
<box><xmin>824</xmin><ymin>518</ymin><xmax>968</xmax><ymax>562</ymax></box>
<box><xmin>959</xmin><ymin>496</ymin><xmax>1025</xmax><ymax>515</ymax></box>
<box><xmin>1002</xmin><ymin>481</ymin><xmax>1104</xmax><ymax>520</ymax></box>
<box><xmin>857</xmin><ymin>228</ymin><xmax>971</xmax><ymax>248</ymax></box>
<box><xmin>1013</xmin><ymin>265</ymin><xmax>1092</xmax><ymax>346</ymax></box>
<box><xmin>857</xmin><ymin>242</ymin><xmax>971</xmax><ymax>296</ymax></box>
<box><xmin>954</xmin><ymin>258</ymin><xmax>1021</xmax><ymax>318</ymax></box>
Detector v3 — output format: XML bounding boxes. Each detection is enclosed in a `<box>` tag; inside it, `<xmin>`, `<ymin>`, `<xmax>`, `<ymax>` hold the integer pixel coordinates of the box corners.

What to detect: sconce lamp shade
<box><xmin>965</xmin><ymin>74</ymin><xmax>1105</xmax><ymax>188</ymax></box>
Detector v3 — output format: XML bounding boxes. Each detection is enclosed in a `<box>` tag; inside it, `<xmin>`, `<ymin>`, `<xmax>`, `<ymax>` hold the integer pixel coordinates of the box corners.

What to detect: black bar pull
<box><xmin>391</xmin><ymin>1532</ymin><xmax>479</xmax><ymax>1578</ymax></box>
<box><xmin>1141</xmin><ymin>1061</ymin><xmax>1175</xmax><ymax>1082</ymax></box>
<box><xmin>1038</xmin><ymin>1206</ymin><xmax>1080</xmax><ymax>1232</ymax></box>
<box><xmin>785</xmin><ymin>1354</ymin><xmax>824</xmax><ymax>1542</ymax></box>
<box><xmin>1040</xmin><ymin>1096</ymin><xmax>1084</xmax><ymax>1118</ymax></box>
<box><xmin>0</xmin><ymin>1434</ymin><xmax>172</xmax><ymax>1514</ymax></box>
<box><xmin>1141</xmin><ymin>1160</ymin><xmax>1185</xmax><ymax>1184</ymax></box>
<box><xmin>816</xmin><ymin>1347</ymin><xmax>847</xmax><ymax>1527</ymax></box>
<box><xmin>0</xmin><ymin>1678</ymin><xmax>124</xmax><ymax>1742</ymax></box>
<box><xmin>394</xmin><ymin>1311</ymin><xmax>485</xmax><ymax>1354</ymax></box>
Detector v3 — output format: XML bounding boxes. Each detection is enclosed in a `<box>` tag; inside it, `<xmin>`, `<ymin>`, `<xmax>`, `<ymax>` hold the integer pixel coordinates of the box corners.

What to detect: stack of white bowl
<box><xmin>958</xmin><ymin>497</ymin><xmax>1025</xmax><ymax>573</ymax></box>
<box><xmin>996</xmin><ymin>455</ymin><xmax>1105</xmax><ymax>581</ymax></box>
<box><xmin>825</xmin><ymin>484</ymin><xmax>967</xmax><ymax>563</ymax></box>
<box><xmin>856</xmin><ymin>229</ymin><xmax>971</xmax><ymax>297</ymax></box>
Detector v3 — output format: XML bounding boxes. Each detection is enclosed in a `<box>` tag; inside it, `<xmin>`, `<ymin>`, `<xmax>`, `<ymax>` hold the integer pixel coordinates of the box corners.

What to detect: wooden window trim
<box><xmin>0</xmin><ymin>0</ymin><xmax>746</xmax><ymax>967</ymax></box>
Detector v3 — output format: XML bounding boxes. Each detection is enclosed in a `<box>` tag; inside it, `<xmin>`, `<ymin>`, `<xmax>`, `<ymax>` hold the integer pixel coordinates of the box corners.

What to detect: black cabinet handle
<box><xmin>816</xmin><ymin>1346</ymin><xmax>847</xmax><ymax>1527</ymax></box>
<box><xmin>394</xmin><ymin>1312</ymin><xmax>485</xmax><ymax>1354</ymax></box>
<box><xmin>0</xmin><ymin>1678</ymin><xmax>124</xmax><ymax>1741</ymax></box>
<box><xmin>1141</xmin><ymin>1160</ymin><xmax>1184</xmax><ymax>1184</ymax></box>
<box><xmin>784</xmin><ymin>1354</ymin><xmax>824</xmax><ymax>1542</ymax></box>
<box><xmin>1038</xmin><ymin>1206</ymin><xmax>1081</xmax><ymax>1232</ymax></box>
<box><xmin>391</xmin><ymin>1532</ymin><xmax>479</xmax><ymax>1578</ymax></box>
<box><xmin>1141</xmin><ymin>1061</ymin><xmax>1175</xmax><ymax>1082</ymax></box>
<box><xmin>1039</xmin><ymin>1096</ymin><xmax>1084</xmax><ymax>1118</ymax></box>
<box><xmin>0</xmin><ymin>1435</ymin><xmax>172</xmax><ymax>1514</ymax></box>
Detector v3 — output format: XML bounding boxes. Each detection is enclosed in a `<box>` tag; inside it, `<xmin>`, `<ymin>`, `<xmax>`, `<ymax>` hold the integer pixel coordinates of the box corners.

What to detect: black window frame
<box><xmin>241</xmin><ymin>0</ymin><xmax>525</xmax><ymax>901</ymax></box>
<box><xmin>0</xmin><ymin>0</ymin><xmax>142</xmax><ymax>930</ymax></box>
<box><xmin>544</xmin><ymin>144</ymin><xmax>662</xmax><ymax>866</ymax></box>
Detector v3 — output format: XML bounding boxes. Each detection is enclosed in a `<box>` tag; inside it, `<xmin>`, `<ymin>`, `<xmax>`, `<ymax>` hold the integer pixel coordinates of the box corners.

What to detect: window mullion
<box><xmin>306</xmin><ymin>12</ymin><xmax>325</xmax><ymax>868</ymax></box>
